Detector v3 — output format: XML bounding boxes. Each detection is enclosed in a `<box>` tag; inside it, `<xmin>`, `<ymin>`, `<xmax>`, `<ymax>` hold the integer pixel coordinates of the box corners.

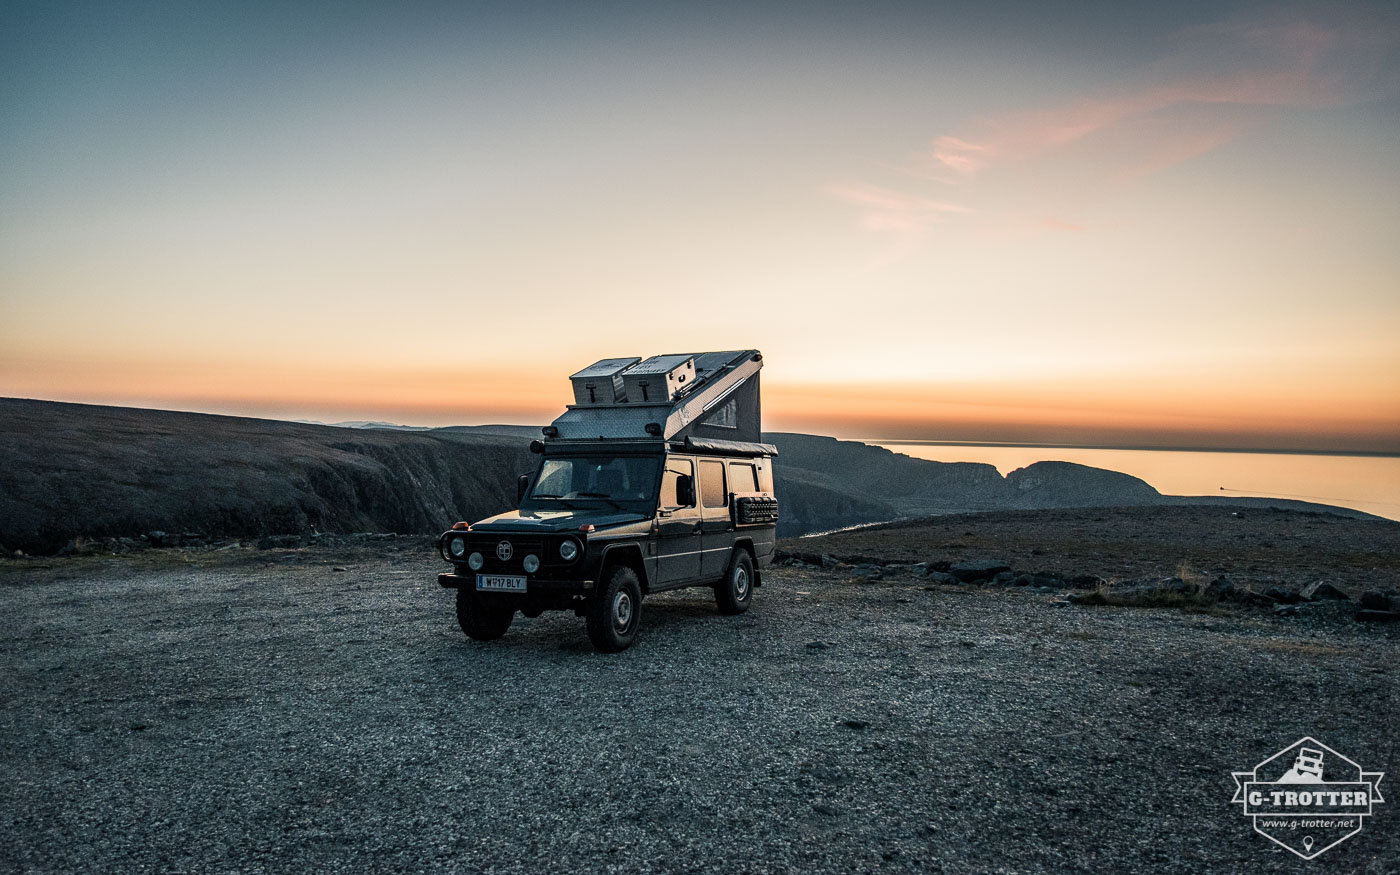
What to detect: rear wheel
<box><xmin>715</xmin><ymin>549</ymin><xmax>754</xmax><ymax>615</ymax></box>
<box><xmin>586</xmin><ymin>565</ymin><xmax>642</xmax><ymax>653</ymax></box>
<box><xmin>456</xmin><ymin>588</ymin><xmax>514</xmax><ymax>641</ymax></box>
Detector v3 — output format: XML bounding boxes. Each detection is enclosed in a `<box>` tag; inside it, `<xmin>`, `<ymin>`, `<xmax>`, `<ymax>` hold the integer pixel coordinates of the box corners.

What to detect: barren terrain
<box><xmin>2</xmin><ymin>507</ymin><xmax>1397</xmax><ymax>873</ymax></box>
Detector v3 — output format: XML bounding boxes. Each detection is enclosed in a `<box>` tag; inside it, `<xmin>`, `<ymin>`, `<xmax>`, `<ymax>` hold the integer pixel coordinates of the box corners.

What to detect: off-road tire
<box><xmin>586</xmin><ymin>565</ymin><xmax>642</xmax><ymax>653</ymax></box>
<box><xmin>456</xmin><ymin>588</ymin><xmax>514</xmax><ymax>641</ymax></box>
<box><xmin>715</xmin><ymin>549</ymin><xmax>754</xmax><ymax>615</ymax></box>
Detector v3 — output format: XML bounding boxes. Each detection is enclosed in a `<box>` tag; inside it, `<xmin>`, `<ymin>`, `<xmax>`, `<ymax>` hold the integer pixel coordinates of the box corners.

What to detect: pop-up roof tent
<box><xmin>545</xmin><ymin>350</ymin><xmax>776</xmax><ymax>456</ymax></box>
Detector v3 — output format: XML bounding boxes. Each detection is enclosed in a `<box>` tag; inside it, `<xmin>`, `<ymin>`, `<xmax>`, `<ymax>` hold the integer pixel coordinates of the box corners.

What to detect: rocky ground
<box><xmin>1</xmin><ymin>507</ymin><xmax>1397</xmax><ymax>873</ymax></box>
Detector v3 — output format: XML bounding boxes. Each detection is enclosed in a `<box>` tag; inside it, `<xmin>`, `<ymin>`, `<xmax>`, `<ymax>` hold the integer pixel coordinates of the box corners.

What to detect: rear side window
<box><xmin>727</xmin><ymin>462</ymin><xmax>759</xmax><ymax>493</ymax></box>
<box><xmin>699</xmin><ymin>460</ymin><xmax>727</xmax><ymax>508</ymax></box>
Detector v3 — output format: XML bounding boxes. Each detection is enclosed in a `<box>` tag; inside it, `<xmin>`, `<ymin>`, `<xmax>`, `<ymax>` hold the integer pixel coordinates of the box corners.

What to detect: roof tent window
<box><xmin>705</xmin><ymin>397</ymin><xmax>738</xmax><ymax>429</ymax></box>
<box><xmin>699</xmin><ymin>460</ymin><xmax>727</xmax><ymax>508</ymax></box>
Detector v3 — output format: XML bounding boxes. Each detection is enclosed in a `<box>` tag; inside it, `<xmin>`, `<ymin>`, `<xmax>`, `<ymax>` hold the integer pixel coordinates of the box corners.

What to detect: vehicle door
<box><xmin>654</xmin><ymin>456</ymin><xmax>701</xmax><ymax>585</ymax></box>
<box><xmin>698</xmin><ymin>458</ymin><xmax>733</xmax><ymax>579</ymax></box>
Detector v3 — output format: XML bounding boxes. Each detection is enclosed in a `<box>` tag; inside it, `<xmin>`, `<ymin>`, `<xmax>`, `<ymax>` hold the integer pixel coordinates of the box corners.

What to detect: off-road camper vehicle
<box><xmin>436</xmin><ymin>350</ymin><xmax>779</xmax><ymax>652</ymax></box>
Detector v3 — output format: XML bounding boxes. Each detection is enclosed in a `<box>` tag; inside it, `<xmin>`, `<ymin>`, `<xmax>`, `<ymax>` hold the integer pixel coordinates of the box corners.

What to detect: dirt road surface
<box><xmin>2</xmin><ymin>543</ymin><xmax>1396</xmax><ymax>873</ymax></box>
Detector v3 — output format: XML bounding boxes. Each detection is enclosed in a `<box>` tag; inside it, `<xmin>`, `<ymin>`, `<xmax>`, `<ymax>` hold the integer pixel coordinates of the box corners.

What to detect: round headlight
<box><xmin>467</xmin><ymin>552</ymin><xmax>484</xmax><ymax>570</ymax></box>
<box><xmin>523</xmin><ymin>554</ymin><xmax>540</xmax><ymax>573</ymax></box>
<box><xmin>448</xmin><ymin>536</ymin><xmax>467</xmax><ymax>558</ymax></box>
<box><xmin>559</xmin><ymin>540</ymin><xmax>578</xmax><ymax>561</ymax></box>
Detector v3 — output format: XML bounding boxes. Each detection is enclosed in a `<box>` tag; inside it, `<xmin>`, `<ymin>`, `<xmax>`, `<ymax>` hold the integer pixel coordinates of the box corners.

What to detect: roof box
<box><xmin>569</xmin><ymin>357</ymin><xmax>641</xmax><ymax>406</ymax></box>
<box><xmin>618</xmin><ymin>354</ymin><xmax>695</xmax><ymax>404</ymax></box>
<box><xmin>548</xmin><ymin>350</ymin><xmax>766</xmax><ymax>445</ymax></box>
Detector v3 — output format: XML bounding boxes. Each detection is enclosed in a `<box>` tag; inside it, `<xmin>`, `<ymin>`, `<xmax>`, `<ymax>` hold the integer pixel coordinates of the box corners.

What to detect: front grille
<box><xmin>466</xmin><ymin>536</ymin><xmax>546</xmax><ymax>573</ymax></box>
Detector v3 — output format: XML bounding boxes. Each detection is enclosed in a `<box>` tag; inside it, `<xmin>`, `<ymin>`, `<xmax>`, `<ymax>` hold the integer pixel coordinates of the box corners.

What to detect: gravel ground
<box><xmin>794</xmin><ymin>505</ymin><xmax>1400</xmax><ymax>593</ymax></box>
<box><xmin>1</xmin><ymin>542</ymin><xmax>1397</xmax><ymax>874</ymax></box>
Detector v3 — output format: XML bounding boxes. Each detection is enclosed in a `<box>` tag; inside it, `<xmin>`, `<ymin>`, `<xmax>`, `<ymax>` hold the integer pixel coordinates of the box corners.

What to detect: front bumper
<box><xmin>437</xmin><ymin>572</ymin><xmax>593</xmax><ymax>593</ymax></box>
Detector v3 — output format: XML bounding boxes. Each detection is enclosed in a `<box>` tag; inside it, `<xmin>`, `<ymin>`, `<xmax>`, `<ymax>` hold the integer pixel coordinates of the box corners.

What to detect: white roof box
<box><xmin>618</xmin><ymin>354</ymin><xmax>695</xmax><ymax>404</ymax></box>
<box><xmin>569</xmin><ymin>357</ymin><xmax>641</xmax><ymax>405</ymax></box>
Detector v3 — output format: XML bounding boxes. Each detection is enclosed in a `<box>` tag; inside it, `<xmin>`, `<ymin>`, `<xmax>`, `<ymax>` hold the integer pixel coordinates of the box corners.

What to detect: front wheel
<box><xmin>456</xmin><ymin>588</ymin><xmax>514</xmax><ymax>641</ymax></box>
<box><xmin>715</xmin><ymin>549</ymin><xmax>754</xmax><ymax>615</ymax></box>
<box><xmin>586</xmin><ymin>566</ymin><xmax>642</xmax><ymax>653</ymax></box>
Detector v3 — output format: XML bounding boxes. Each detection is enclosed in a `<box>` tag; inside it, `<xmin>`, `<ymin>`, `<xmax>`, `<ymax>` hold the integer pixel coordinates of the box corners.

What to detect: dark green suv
<box><xmin>435</xmin><ymin>350</ymin><xmax>778</xmax><ymax>652</ymax></box>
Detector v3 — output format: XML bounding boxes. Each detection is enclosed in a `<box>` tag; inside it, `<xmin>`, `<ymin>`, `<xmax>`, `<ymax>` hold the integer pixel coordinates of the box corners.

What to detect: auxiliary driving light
<box><xmin>559</xmin><ymin>539</ymin><xmax>578</xmax><ymax>561</ymax></box>
<box><xmin>523</xmin><ymin>554</ymin><xmax>540</xmax><ymax>573</ymax></box>
<box><xmin>448</xmin><ymin>537</ymin><xmax>467</xmax><ymax>558</ymax></box>
<box><xmin>467</xmin><ymin>552</ymin><xmax>484</xmax><ymax>570</ymax></box>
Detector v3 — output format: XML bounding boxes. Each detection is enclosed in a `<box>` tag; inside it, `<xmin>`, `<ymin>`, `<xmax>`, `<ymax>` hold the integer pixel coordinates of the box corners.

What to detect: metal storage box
<box><xmin>570</xmin><ymin>357</ymin><xmax>641</xmax><ymax>406</ymax></box>
<box><xmin>619</xmin><ymin>354</ymin><xmax>695</xmax><ymax>404</ymax></box>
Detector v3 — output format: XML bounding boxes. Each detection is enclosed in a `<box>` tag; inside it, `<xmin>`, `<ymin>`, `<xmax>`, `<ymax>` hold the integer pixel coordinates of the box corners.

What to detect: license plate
<box><xmin>476</xmin><ymin>574</ymin><xmax>527</xmax><ymax>592</ymax></box>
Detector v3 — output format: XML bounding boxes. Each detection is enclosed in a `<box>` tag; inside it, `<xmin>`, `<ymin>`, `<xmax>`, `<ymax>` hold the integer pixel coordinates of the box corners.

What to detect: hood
<box><xmin>469</xmin><ymin>508</ymin><xmax>650</xmax><ymax>533</ymax></box>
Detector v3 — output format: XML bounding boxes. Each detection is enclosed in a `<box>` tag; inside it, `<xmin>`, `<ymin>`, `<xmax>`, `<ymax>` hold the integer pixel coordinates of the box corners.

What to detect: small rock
<box><xmin>820</xmin><ymin>554</ymin><xmax>841</xmax><ymax>569</ymax></box>
<box><xmin>1264</xmin><ymin>586</ymin><xmax>1302</xmax><ymax>604</ymax></box>
<box><xmin>1355</xmin><ymin>609</ymin><xmax>1400</xmax><ymax>623</ymax></box>
<box><xmin>948</xmin><ymin>560</ymin><xmax>1011</xmax><ymax>583</ymax></box>
<box><xmin>1067</xmin><ymin>574</ymin><xmax>1106</xmax><ymax>589</ymax></box>
<box><xmin>842</xmin><ymin>719</ymin><xmax>869</xmax><ymax>730</ymax></box>
<box><xmin>991</xmin><ymin>571</ymin><xmax>1018</xmax><ymax>586</ymax></box>
<box><xmin>1359</xmin><ymin>591</ymin><xmax>1400</xmax><ymax>611</ymax></box>
<box><xmin>1013</xmin><ymin>574</ymin><xmax>1035</xmax><ymax>587</ymax></box>
<box><xmin>1302</xmin><ymin>581</ymin><xmax>1349</xmax><ymax>601</ymax></box>
<box><xmin>925</xmin><ymin>571</ymin><xmax>958</xmax><ymax>586</ymax></box>
<box><xmin>333</xmin><ymin>566</ymin><xmax>348</xmax><ymax>572</ymax></box>
<box><xmin>811</xmin><ymin>802</ymin><xmax>842</xmax><ymax>816</ymax></box>
<box><xmin>1274</xmin><ymin>604</ymin><xmax>1300</xmax><ymax>617</ymax></box>
<box><xmin>805</xmin><ymin>641</ymin><xmax>829</xmax><ymax>651</ymax></box>
<box><xmin>1204</xmin><ymin>576</ymin><xmax>1238</xmax><ymax>599</ymax></box>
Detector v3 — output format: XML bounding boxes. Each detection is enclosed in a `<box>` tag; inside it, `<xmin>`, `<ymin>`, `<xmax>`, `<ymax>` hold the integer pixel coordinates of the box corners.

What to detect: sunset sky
<box><xmin>3</xmin><ymin>1</ymin><xmax>1398</xmax><ymax>452</ymax></box>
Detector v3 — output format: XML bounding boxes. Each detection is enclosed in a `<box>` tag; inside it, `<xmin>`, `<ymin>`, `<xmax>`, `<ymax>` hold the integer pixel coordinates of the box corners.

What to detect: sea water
<box><xmin>870</xmin><ymin>442</ymin><xmax>1400</xmax><ymax>522</ymax></box>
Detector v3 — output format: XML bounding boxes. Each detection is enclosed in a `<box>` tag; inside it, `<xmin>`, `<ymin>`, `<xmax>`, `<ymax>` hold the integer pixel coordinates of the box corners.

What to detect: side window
<box><xmin>704</xmin><ymin>398</ymin><xmax>738</xmax><ymax>428</ymax></box>
<box><xmin>756</xmin><ymin>461</ymin><xmax>773</xmax><ymax>493</ymax></box>
<box><xmin>699</xmin><ymin>460</ymin><xmax>727</xmax><ymax>508</ymax></box>
<box><xmin>660</xmin><ymin>458</ymin><xmax>695</xmax><ymax>508</ymax></box>
<box><xmin>727</xmin><ymin>462</ymin><xmax>758</xmax><ymax>493</ymax></box>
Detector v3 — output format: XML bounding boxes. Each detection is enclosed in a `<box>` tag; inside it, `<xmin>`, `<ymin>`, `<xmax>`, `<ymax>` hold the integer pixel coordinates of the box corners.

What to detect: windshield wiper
<box><xmin>576</xmin><ymin>492</ymin><xmax>626</xmax><ymax>510</ymax></box>
<box><xmin>530</xmin><ymin>494</ymin><xmax>579</xmax><ymax>508</ymax></box>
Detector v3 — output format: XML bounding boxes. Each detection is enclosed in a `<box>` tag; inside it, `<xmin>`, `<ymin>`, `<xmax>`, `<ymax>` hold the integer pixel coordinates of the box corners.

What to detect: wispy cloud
<box><xmin>827</xmin><ymin>183</ymin><xmax>968</xmax><ymax>236</ymax></box>
<box><xmin>838</xmin><ymin>5</ymin><xmax>1400</xmax><ymax>243</ymax></box>
<box><xmin>929</xmin><ymin>8</ymin><xmax>1398</xmax><ymax>181</ymax></box>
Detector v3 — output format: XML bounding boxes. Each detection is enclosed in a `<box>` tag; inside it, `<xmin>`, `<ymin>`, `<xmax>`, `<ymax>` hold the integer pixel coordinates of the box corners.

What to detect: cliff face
<box><xmin>1</xmin><ymin>400</ymin><xmax>1167</xmax><ymax>554</ymax></box>
<box><xmin>0</xmin><ymin>399</ymin><xmax>534</xmax><ymax>553</ymax></box>
<box><xmin>764</xmin><ymin>433</ymin><xmax>1162</xmax><ymax>533</ymax></box>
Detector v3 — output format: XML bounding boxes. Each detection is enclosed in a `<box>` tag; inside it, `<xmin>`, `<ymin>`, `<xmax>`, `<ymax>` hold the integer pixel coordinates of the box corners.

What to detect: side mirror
<box><xmin>516</xmin><ymin>473</ymin><xmax>531</xmax><ymax>505</ymax></box>
<box><xmin>676</xmin><ymin>474</ymin><xmax>695</xmax><ymax>508</ymax></box>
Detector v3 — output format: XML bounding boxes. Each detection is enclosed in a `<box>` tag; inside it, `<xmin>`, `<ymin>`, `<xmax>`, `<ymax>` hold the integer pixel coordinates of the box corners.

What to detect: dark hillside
<box><xmin>0</xmin><ymin>399</ymin><xmax>533</xmax><ymax>553</ymax></box>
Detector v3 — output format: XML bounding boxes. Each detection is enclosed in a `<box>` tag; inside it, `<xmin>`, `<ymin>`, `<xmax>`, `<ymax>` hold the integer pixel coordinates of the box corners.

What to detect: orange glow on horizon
<box><xmin>4</xmin><ymin>353</ymin><xmax>1396</xmax><ymax>454</ymax></box>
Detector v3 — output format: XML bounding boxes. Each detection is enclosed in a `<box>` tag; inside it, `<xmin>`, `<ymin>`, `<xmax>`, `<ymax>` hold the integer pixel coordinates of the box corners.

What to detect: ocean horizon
<box><xmin>868</xmin><ymin>441</ymin><xmax>1400</xmax><ymax>522</ymax></box>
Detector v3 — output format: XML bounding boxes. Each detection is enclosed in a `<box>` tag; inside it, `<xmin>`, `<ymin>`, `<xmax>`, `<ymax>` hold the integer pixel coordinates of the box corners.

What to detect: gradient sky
<box><xmin>3</xmin><ymin>1</ymin><xmax>1398</xmax><ymax>452</ymax></box>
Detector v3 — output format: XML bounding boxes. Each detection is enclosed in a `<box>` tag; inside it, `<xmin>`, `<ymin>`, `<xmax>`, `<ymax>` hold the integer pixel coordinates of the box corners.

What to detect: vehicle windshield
<box><xmin>522</xmin><ymin>455</ymin><xmax>660</xmax><ymax>512</ymax></box>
